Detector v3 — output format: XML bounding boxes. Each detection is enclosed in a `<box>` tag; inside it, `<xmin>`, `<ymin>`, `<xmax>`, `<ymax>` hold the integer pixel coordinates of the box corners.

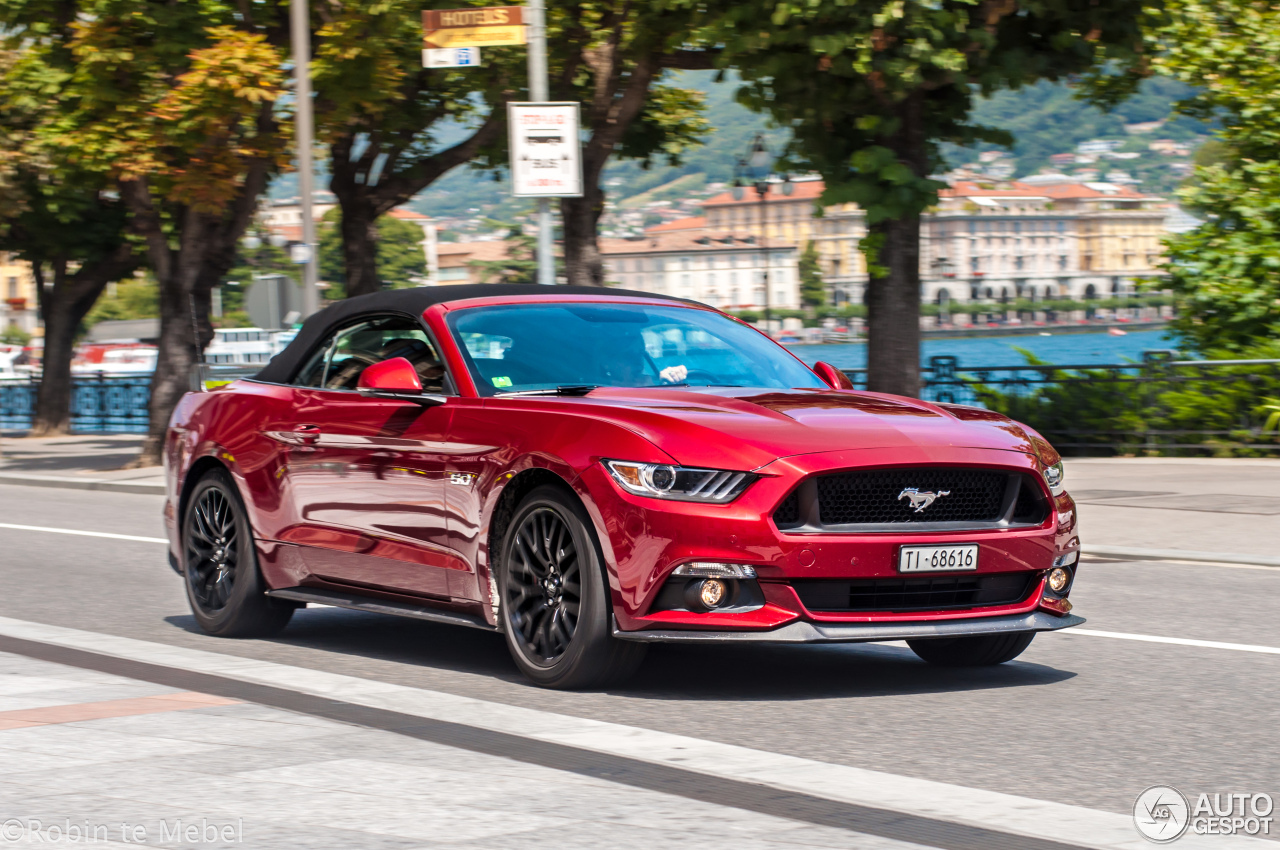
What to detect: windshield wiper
<box><xmin>495</xmin><ymin>385</ymin><xmax>600</xmax><ymax>397</ymax></box>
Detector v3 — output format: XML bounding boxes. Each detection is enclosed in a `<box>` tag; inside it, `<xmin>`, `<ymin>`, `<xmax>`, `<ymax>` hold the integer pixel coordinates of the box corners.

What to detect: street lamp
<box><xmin>732</xmin><ymin>134</ymin><xmax>792</xmax><ymax>328</ymax></box>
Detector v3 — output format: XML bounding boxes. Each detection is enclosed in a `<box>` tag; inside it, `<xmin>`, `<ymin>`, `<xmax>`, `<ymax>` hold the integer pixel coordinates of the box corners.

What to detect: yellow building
<box><xmin>0</xmin><ymin>252</ymin><xmax>39</xmax><ymax>339</ymax></box>
<box><xmin>700</xmin><ymin>179</ymin><xmax>867</xmax><ymax>303</ymax></box>
<box><xmin>1036</xmin><ymin>183</ymin><xmax>1166</xmax><ymax>294</ymax></box>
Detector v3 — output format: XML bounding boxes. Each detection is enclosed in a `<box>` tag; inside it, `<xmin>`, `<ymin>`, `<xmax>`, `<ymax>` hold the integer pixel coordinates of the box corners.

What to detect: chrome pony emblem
<box><xmin>898</xmin><ymin>488</ymin><xmax>951</xmax><ymax>513</ymax></box>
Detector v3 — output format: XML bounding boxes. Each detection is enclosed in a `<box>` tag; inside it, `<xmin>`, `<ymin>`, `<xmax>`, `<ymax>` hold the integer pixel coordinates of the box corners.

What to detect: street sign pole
<box><xmin>526</xmin><ymin>0</ymin><xmax>555</xmax><ymax>285</ymax></box>
<box><xmin>291</xmin><ymin>0</ymin><xmax>320</xmax><ymax>318</ymax></box>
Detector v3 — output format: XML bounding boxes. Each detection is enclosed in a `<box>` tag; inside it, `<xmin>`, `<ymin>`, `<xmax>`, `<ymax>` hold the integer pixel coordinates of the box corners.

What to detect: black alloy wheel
<box><xmin>498</xmin><ymin>485</ymin><xmax>646</xmax><ymax>689</ymax></box>
<box><xmin>505</xmin><ymin>506</ymin><xmax>582</xmax><ymax>664</ymax></box>
<box><xmin>186</xmin><ymin>485</ymin><xmax>240</xmax><ymax>614</ymax></box>
<box><xmin>182</xmin><ymin>469</ymin><xmax>294</xmax><ymax>637</ymax></box>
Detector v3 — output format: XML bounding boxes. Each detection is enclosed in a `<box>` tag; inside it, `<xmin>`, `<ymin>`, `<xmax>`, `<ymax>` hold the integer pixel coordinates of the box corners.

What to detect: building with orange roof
<box><xmin>922</xmin><ymin>177</ymin><xmax>1167</xmax><ymax>304</ymax></box>
<box><xmin>644</xmin><ymin>216</ymin><xmax>708</xmax><ymax>234</ymax></box>
<box><xmin>699</xmin><ymin>178</ymin><xmax>867</xmax><ymax>305</ymax></box>
<box><xmin>435</xmin><ymin>240</ymin><xmax>521</xmax><ymax>285</ymax></box>
<box><xmin>600</xmin><ymin>230</ymin><xmax>799</xmax><ymax>311</ymax></box>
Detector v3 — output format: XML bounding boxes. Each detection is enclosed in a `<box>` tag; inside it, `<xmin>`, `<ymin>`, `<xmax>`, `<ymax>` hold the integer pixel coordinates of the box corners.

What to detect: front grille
<box><xmin>773</xmin><ymin>491</ymin><xmax>801</xmax><ymax>525</ymax></box>
<box><xmin>792</xmin><ymin>573</ymin><xmax>1038</xmax><ymax>613</ymax></box>
<box><xmin>818</xmin><ymin>468</ymin><xmax>1007</xmax><ymax>524</ymax></box>
<box><xmin>773</xmin><ymin>467</ymin><xmax>1048</xmax><ymax>531</ymax></box>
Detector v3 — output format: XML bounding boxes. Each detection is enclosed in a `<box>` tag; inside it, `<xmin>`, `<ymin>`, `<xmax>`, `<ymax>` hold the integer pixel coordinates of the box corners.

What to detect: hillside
<box><xmin>276</xmin><ymin>72</ymin><xmax>1206</xmax><ymax>231</ymax></box>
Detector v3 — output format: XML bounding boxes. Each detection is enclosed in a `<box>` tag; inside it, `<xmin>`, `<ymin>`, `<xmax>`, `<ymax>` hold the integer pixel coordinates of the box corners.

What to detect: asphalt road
<box><xmin>1</xmin><ymin>482</ymin><xmax>1277</xmax><ymax>828</ymax></box>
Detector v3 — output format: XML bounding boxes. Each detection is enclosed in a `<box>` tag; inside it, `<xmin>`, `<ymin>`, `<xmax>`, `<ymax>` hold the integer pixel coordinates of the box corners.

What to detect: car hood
<box><xmin>547</xmin><ymin>387</ymin><xmax>1041</xmax><ymax>470</ymax></box>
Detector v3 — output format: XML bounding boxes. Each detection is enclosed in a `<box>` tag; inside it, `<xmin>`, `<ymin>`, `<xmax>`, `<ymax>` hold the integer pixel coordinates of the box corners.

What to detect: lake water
<box><xmin>790</xmin><ymin>329</ymin><xmax>1179</xmax><ymax>370</ymax></box>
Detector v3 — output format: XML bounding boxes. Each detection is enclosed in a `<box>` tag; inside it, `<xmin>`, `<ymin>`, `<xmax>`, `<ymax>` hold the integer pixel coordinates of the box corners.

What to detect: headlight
<box><xmin>604</xmin><ymin>460</ymin><xmax>755</xmax><ymax>503</ymax></box>
<box><xmin>1043</xmin><ymin>461</ymin><xmax>1065</xmax><ymax>496</ymax></box>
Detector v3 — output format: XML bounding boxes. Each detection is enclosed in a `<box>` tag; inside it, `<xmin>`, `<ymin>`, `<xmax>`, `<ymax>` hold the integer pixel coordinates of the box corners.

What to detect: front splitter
<box><xmin>612</xmin><ymin>611</ymin><xmax>1085</xmax><ymax>644</ymax></box>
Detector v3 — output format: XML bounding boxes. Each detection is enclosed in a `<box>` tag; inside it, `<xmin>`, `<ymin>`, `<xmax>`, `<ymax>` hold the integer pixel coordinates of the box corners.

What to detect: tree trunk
<box><xmin>340</xmin><ymin>198</ymin><xmax>380</xmax><ymax>298</ymax></box>
<box><xmin>864</xmin><ymin>215</ymin><xmax>922</xmax><ymax>397</ymax></box>
<box><xmin>130</xmin><ymin>175</ymin><xmax>264</xmax><ymax>467</ymax></box>
<box><xmin>560</xmin><ymin>180</ymin><xmax>607</xmax><ymax>287</ymax></box>
<box><xmin>31</xmin><ymin>247</ymin><xmax>138</xmax><ymax>437</ymax></box>
<box><xmin>864</xmin><ymin>92</ymin><xmax>927</xmax><ymax>398</ymax></box>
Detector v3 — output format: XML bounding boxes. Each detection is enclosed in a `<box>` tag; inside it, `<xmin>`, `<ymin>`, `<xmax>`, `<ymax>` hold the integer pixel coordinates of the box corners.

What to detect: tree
<box><xmin>547</xmin><ymin>0</ymin><xmax>718</xmax><ymax>286</ymax></box>
<box><xmin>311</xmin><ymin>1</ymin><xmax>516</xmax><ymax>298</ymax></box>
<box><xmin>318</xmin><ymin>208</ymin><xmax>427</xmax><ymax>296</ymax></box>
<box><xmin>52</xmin><ymin>3</ymin><xmax>292</xmax><ymax>464</ymax></box>
<box><xmin>0</xmin><ymin>5</ymin><xmax>141</xmax><ymax>436</ymax></box>
<box><xmin>714</xmin><ymin>0</ymin><xmax>1148</xmax><ymax>396</ymax></box>
<box><xmin>798</xmin><ymin>240</ymin><xmax>825</xmax><ymax>308</ymax></box>
<box><xmin>1151</xmin><ymin>0</ymin><xmax>1280</xmax><ymax>352</ymax></box>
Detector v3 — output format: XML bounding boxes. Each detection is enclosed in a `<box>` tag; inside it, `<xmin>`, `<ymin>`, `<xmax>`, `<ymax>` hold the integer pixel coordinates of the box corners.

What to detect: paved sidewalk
<box><xmin>0</xmin><ymin>650</ymin><xmax>914</xmax><ymax>849</ymax></box>
<box><xmin>1066</xmin><ymin>457</ymin><xmax>1280</xmax><ymax>560</ymax></box>
<box><xmin>0</xmin><ymin>434</ymin><xmax>163</xmax><ymax>494</ymax></box>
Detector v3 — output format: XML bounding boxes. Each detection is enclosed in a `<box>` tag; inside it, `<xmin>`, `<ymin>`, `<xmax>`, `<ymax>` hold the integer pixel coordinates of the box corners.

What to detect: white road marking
<box><xmin>0</xmin><ymin>615</ymin><xmax>1264</xmax><ymax>850</ymax></box>
<box><xmin>0</xmin><ymin>522</ymin><xmax>168</xmax><ymax>545</ymax></box>
<box><xmin>1066</xmin><ymin>628</ymin><xmax>1280</xmax><ymax>656</ymax></box>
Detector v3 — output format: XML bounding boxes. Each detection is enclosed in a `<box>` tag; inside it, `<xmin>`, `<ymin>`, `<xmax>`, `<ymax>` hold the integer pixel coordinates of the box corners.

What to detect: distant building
<box><xmin>1124</xmin><ymin>120</ymin><xmax>1166</xmax><ymax>134</ymax></box>
<box><xmin>600</xmin><ymin>231</ymin><xmax>800</xmax><ymax>311</ymax></box>
<box><xmin>0</xmin><ymin>253</ymin><xmax>38</xmax><ymax>339</ymax></box>
<box><xmin>260</xmin><ymin>194</ymin><xmax>338</xmax><ymax>243</ymax></box>
<box><xmin>699</xmin><ymin>179</ymin><xmax>867</xmax><ymax>306</ymax></box>
<box><xmin>435</xmin><ymin>241</ymin><xmax>519</xmax><ymax>285</ymax></box>
<box><xmin>1077</xmin><ymin>139</ymin><xmax>1123</xmax><ymax>154</ymax></box>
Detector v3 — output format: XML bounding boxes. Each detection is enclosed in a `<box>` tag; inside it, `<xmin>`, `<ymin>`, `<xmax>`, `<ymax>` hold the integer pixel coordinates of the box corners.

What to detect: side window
<box><xmin>294</xmin><ymin>340</ymin><xmax>332</xmax><ymax>388</ymax></box>
<box><xmin>292</xmin><ymin>316</ymin><xmax>447</xmax><ymax>393</ymax></box>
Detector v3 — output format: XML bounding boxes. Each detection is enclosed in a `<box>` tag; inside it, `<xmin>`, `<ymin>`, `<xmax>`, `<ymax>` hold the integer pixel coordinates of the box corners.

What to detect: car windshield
<box><xmin>448</xmin><ymin>302</ymin><xmax>827</xmax><ymax>396</ymax></box>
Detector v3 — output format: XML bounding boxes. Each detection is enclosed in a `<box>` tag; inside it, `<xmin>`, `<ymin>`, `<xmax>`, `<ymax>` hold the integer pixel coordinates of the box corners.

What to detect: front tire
<box><xmin>498</xmin><ymin>484</ymin><xmax>646</xmax><ymax>689</ymax></box>
<box><xmin>182</xmin><ymin>468</ymin><xmax>293</xmax><ymax>638</ymax></box>
<box><xmin>907</xmin><ymin>631</ymin><xmax>1035</xmax><ymax>667</ymax></box>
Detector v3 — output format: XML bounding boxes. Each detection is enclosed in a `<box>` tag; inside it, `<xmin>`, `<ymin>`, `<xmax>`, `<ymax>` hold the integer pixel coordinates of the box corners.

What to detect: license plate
<box><xmin>898</xmin><ymin>544</ymin><xmax>979</xmax><ymax>573</ymax></box>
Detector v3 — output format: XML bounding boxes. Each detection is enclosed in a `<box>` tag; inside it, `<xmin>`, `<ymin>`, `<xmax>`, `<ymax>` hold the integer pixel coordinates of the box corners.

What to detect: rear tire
<box><xmin>907</xmin><ymin>632</ymin><xmax>1034</xmax><ymax>667</ymax></box>
<box><xmin>182</xmin><ymin>468</ymin><xmax>294</xmax><ymax>638</ymax></box>
<box><xmin>497</xmin><ymin>484</ymin><xmax>646</xmax><ymax>689</ymax></box>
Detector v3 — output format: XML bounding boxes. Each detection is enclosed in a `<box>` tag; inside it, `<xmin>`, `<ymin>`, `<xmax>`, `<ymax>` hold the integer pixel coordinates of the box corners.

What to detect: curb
<box><xmin>1083</xmin><ymin>544</ymin><xmax>1280</xmax><ymax>568</ymax></box>
<box><xmin>0</xmin><ymin>472</ymin><xmax>165</xmax><ymax>496</ymax></box>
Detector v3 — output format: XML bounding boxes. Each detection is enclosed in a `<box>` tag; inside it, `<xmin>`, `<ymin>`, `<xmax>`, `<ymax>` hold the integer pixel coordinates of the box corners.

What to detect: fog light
<box><xmin>699</xmin><ymin>579</ymin><xmax>727</xmax><ymax>608</ymax></box>
<box><xmin>1048</xmin><ymin>567</ymin><xmax>1071</xmax><ymax>593</ymax></box>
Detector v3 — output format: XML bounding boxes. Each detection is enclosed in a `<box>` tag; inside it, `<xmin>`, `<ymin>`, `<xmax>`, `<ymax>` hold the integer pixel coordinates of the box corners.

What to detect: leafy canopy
<box><xmin>710</xmin><ymin>0</ymin><xmax>1149</xmax><ymax>224</ymax></box>
<box><xmin>1152</xmin><ymin>0</ymin><xmax>1280</xmax><ymax>351</ymax></box>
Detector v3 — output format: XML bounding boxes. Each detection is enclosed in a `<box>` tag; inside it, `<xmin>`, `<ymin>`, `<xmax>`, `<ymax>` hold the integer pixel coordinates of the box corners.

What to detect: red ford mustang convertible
<box><xmin>164</xmin><ymin>284</ymin><xmax>1082</xmax><ymax>688</ymax></box>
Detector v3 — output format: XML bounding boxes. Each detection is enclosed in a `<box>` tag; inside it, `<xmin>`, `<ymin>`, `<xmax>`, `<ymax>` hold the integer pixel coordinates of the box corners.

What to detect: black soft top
<box><xmin>253</xmin><ymin>284</ymin><xmax>686</xmax><ymax>384</ymax></box>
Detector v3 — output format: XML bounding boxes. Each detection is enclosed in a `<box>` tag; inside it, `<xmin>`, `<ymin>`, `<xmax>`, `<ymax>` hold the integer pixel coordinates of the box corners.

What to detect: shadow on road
<box><xmin>166</xmin><ymin>606</ymin><xmax>1076</xmax><ymax>700</ymax></box>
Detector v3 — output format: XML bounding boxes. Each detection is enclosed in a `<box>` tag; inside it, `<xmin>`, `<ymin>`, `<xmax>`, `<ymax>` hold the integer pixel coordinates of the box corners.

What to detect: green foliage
<box><xmin>798</xmin><ymin>241</ymin><xmax>825</xmax><ymax>308</ymax></box>
<box><xmin>711</xmin><ymin>0</ymin><xmax>1148</xmax><ymax>225</ymax></box>
<box><xmin>83</xmin><ymin>277</ymin><xmax>160</xmax><ymax>327</ymax></box>
<box><xmin>978</xmin><ymin>344</ymin><xmax>1280</xmax><ymax>457</ymax></box>
<box><xmin>318</xmin><ymin>209</ymin><xmax>427</xmax><ymax>296</ymax></box>
<box><xmin>222</xmin><ymin>239</ymin><xmax>299</xmax><ymax>292</ymax></box>
<box><xmin>1152</xmin><ymin>0</ymin><xmax>1280</xmax><ymax>353</ymax></box>
<box><xmin>1</xmin><ymin>323</ymin><xmax>31</xmax><ymax>345</ymax></box>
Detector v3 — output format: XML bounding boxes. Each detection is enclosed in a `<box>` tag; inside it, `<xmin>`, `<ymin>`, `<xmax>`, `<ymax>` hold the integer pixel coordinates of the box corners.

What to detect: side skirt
<box><xmin>266</xmin><ymin>587</ymin><xmax>501</xmax><ymax>633</ymax></box>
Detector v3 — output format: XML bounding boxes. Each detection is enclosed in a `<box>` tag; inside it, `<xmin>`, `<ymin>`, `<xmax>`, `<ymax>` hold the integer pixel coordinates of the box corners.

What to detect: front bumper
<box><xmin>612</xmin><ymin>611</ymin><xmax>1085</xmax><ymax>644</ymax></box>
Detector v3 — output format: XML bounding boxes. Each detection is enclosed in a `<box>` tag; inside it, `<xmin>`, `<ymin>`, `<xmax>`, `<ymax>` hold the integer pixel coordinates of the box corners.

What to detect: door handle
<box><xmin>294</xmin><ymin>424</ymin><xmax>321</xmax><ymax>446</ymax></box>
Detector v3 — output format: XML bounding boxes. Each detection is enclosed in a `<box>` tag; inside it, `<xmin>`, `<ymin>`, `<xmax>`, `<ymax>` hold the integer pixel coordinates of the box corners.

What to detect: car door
<box><xmin>279</xmin><ymin>314</ymin><xmax>467</xmax><ymax>599</ymax></box>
